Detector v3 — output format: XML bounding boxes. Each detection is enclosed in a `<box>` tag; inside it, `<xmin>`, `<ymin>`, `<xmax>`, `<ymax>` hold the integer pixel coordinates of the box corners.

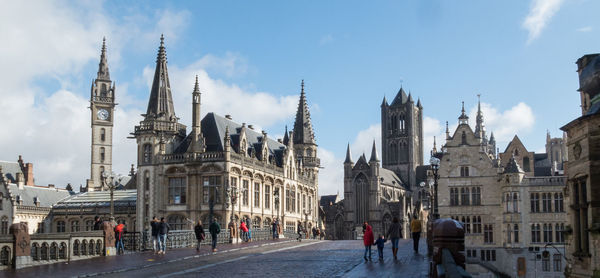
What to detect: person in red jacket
<box><xmin>239</xmin><ymin>221</ymin><xmax>249</xmax><ymax>242</ymax></box>
<box><xmin>363</xmin><ymin>222</ymin><xmax>374</xmax><ymax>262</ymax></box>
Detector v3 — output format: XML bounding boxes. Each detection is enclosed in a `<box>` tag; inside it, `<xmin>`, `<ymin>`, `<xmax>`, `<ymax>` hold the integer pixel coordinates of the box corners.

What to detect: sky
<box><xmin>0</xmin><ymin>0</ymin><xmax>597</xmax><ymax>195</ymax></box>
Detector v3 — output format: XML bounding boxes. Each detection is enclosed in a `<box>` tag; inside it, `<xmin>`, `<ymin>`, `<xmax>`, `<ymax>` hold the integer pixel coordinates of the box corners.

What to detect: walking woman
<box><xmin>194</xmin><ymin>220</ymin><xmax>205</xmax><ymax>252</ymax></box>
<box><xmin>363</xmin><ymin>223</ymin><xmax>374</xmax><ymax>262</ymax></box>
<box><xmin>385</xmin><ymin>217</ymin><xmax>402</xmax><ymax>260</ymax></box>
<box><xmin>410</xmin><ymin>214</ymin><xmax>422</xmax><ymax>253</ymax></box>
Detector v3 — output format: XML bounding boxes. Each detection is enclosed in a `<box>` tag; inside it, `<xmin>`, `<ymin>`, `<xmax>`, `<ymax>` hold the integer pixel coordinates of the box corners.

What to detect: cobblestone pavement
<box><xmin>1</xmin><ymin>238</ymin><xmax>429</xmax><ymax>277</ymax></box>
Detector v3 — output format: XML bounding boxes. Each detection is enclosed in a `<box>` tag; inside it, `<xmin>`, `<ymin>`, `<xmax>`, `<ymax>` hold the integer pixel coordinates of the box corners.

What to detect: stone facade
<box><xmin>132</xmin><ymin>36</ymin><xmax>319</xmax><ymax>234</ymax></box>
<box><xmin>86</xmin><ymin>38</ymin><xmax>116</xmax><ymax>192</ymax></box>
<box><xmin>436</xmin><ymin>101</ymin><xmax>567</xmax><ymax>278</ymax></box>
<box><xmin>561</xmin><ymin>53</ymin><xmax>600</xmax><ymax>278</ymax></box>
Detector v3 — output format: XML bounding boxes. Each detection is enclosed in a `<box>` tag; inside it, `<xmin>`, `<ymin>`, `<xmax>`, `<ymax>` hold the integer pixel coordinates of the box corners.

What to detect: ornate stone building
<box><xmin>132</xmin><ymin>36</ymin><xmax>319</xmax><ymax>233</ymax></box>
<box><xmin>436</xmin><ymin>100</ymin><xmax>567</xmax><ymax>278</ymax></box>
<box><xmin>561</xmin><ymin>53</ymin><xmax>600</xmax><ymax>278</ymax></box>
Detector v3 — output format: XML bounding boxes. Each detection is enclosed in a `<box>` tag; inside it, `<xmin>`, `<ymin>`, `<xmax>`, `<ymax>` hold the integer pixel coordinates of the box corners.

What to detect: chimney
<box><xmin>225</xmin><ymin>115</ymin><xmax>232</xmax><ymax>120</ymax></box>
<box><xmin>48</xmin><ymin>184</ymin><xmax>55</xmax><ymax>189</ymax></box>
<box><xmin>25</xmin><ymin>163</ymin><xmax>34</xmax><ymax>185</ymax></box>
<box><xmin>16</xmin><ymin>172</ymin><xmax>25</xmax><ymax>189</ymax></box>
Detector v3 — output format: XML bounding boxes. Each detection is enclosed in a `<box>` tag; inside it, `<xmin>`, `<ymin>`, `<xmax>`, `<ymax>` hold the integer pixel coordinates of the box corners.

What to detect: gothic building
<box><xmin>132</xmin><ymin>36</ymin><xmax>320</xmax><ymax>233</ymax></box>
<box><xmin>561</xmin><ymin>53</ymin><xmax>600</xmax><ymax>278</ymax></box>
<box><xmin>435</xmin><ymin>99</ymin><xmax>567</xmax><ymax>278</ymax></box>
<box><xmin>86</xmin><ymin>38</ymin><xmax>116</xmax><ymax>192</ymax></box>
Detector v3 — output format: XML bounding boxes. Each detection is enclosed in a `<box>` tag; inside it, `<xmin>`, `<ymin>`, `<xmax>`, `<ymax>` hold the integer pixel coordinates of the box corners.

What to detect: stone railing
<box><xmin>92</xmin><ymin>96</ymin><xmax>113</xmax><ymax>103</ymax></box>
<box><xmin>160</xmin><ymin>152</ymin><xmax>225</xmax><ymax>164</ymax></box>
<box><xmin>300</xmin><ymin>156</ymin><xmax>321</xmax><ymax>167</ymax></box>
<box><xmin>523</xmin><ymin>176</ymin><xmax>566</xmax><ymax>186</ymax></box>
<box><xmin>4</xmin><ymin>222</ymin><xmax>118</xmax><ymax>270</ymax></box>
<box><xmin>134</xmin><ymin>120</ymin><xmax>186</xmax><ymax>135</ymax></box>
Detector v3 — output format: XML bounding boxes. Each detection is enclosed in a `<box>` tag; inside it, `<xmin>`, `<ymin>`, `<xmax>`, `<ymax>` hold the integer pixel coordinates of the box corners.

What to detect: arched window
<box><xmin>88</xmin><ymin>240</ymin><xmax>95</xmax><ymax>255</ymax></box>
<box><xmin>71</xmin><ymin>220</ymin><xmax>80</xmax><ymax>232</ymax></box>
<box><xmin>40</xmin><ymin>243</ymin><xmax>49</xmax><ymax>260</ymax></box>
<box><xmin>100</xmin><ymin>147</ymin><xmax>105</xmax><ymax>162</ymax></box>
<box><xmin>144</xmin><ymin>171</ymin><xmax>150</xmax><ymax>191</ymax></box>
<box><xmin>507</xmin><ymin>224</ymin><xmax>512</xmax><ymax>243</ymax></box>
<box><xmin>56</xmin><ymin>220</ymin><xmax>65</xmax><ymax>233</ymax></box>
<box><xmin>85</xmin><ymin>219</ymin><xmax>94</xmax><ymax>231</ymax></box>
<box><xmin>101</xmin><ymin>84</ymin><xmax>107</xmax><ymax>97</ymax></box>
<box><xmin>169</xmin><ymin>177</ymin><xmax>187</xmax><ymax>204</ymax></box>
<box><xmin>143</xmin><ymin>144</ymin><xmax>152</xmax><ymax>164</ymax></box>
<box><xmin>50</xmin><ymin>243</ymin><xmax>57</xmax><ymax>260</ymax></box>
<box><xmin>523</xmin><ymin>157</ymin><xmax>530</xmax><ymax>172</ymax></box>
<box><xmin>512</xmin><ymin>193</ymin><xmax>519</xmax><ymax>212</ymax></box>
<box><xmin>0</xmin><ymin>246</ymin><xmax>10</xmax><ymax>265</ymax></box>
<box><xmin>0</xmin><ymin>217</ymin><xmax>7</xmax><ymax>234</ymax></box>
<box><xmin>96</xmin><ymin>240</ymin><xmax>103</xmax><ymax>255</ymax></box>
<box><xmin>81</xmin><ymin>240</ymin><xmax>87</xmax><ymax>255</ymax></box>
<box><xmin>73</xmin><ymin>240</ymin><xmax>80</xmax><ymax>256</ymax></box>
<box><xmin>354</xmin><ymin>175</ymin><xmax>369</xmax><ymax>224</ymax></box>
<box><xmin>514</xmin><ymin>224</ymin><xmax>519</xmax><ymax>243</ymax></box>
<box><xmin>100</xmin><ymin>128</ymin><xmax>106</xmax><ymax>142</ymax></box>
<box><xmin>31</xmin><ymin>243</ymin><xmax>39</xmax><ymax>260</ymax></box>
<box><xmin>59</xmin><ymin>243</ymin><xmax>67</xmax><ymax>259</ymax></box>
<box><xmin>461</xmin><ymin>131</ymin><xmax>467</xmax><ymax>145</ymax></box>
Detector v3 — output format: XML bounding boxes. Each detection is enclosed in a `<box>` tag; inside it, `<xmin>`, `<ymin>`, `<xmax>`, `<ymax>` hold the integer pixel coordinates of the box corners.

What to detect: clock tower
<box><xmin>87</xmin><ymin>38</ymin><xmax>116</xmax><ymax>191</ymax></box>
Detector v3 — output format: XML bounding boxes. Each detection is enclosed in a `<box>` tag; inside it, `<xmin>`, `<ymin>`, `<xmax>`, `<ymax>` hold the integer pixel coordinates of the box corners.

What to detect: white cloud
<box><xmin>468</xmin><ymin>102</ymin><xmax>535</xmax><ymax>146</ymax></box>
<box><xmin>350</xmin><ymin>124</ymin><xmax>381</xmax><ymax>159</ymax></box>
<box><xmin>319</xmin><ymin>34</ymin><xmax>334</xmax><ymax>45</ymax></box>
<box><xmin>577</xmin><ymin>26</ymin><xmax>592</xmax><ymax>32</ymax></box>
<box><xmin>522</xmin><ymin>0</ymin><xmax>564</xmax><ymax>43</ymax></box>
<box><xmin>317</xmin><ymin>148</ymin><xmax>344</xmax><ymax>196</ymax></box>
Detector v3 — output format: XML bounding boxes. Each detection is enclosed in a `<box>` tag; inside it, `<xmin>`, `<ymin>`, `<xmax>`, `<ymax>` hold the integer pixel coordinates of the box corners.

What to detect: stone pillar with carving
<box><xmin>102</xmin><ymin>221</ymin><xmax>117</xmax><ymax>256</ymax></box>
<box><xmin>10</xmin><ymin>223</ymin><xmax>31</xmax><ymax>269</ymax></box>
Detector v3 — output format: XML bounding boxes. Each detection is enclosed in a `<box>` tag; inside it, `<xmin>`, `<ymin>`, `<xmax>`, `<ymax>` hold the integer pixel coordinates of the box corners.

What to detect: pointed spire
<box><xmin>283</xmin><ymin>125</ymin><xmax>290</xmax><ymax>146</ymax></box>
<box><xmin>193</xmin><ymin>75</ymin><xmax>200</xmax><ymax>94</ymax></box>
<box><xmin>445</xmin><ymin>121</ymin><xmax>450</xmax><ymax>139</ymax></box>
<box><xmin>489</xmin><ymin>132</ymin><xmax>496</xmax><ymax>143</ymax></box>
<box><xmin>344</xmin><ymin>143</ymin><xmax>353</xmax><ymax>164</ymax></box>
<box><xmin>192</xmin><ymin>75</ymin><xmax>202</xmax><ymax>130</ymax></box>
<box><xmin>381</xmin><ymin>96</ymin><xmax>388</xmax><ymax>107</ymax></box>
<box><xmin>97</xmin><ymin>37</ymin><xmax>110</xmax><ymax>80</ymax></box>
<box><xmin>145</xmin><ymin>35</ymin><xmax>177</xmax><ymax>121</ymax></box>
<box><xmin>432</xmin><ymin>136</ymin><xmax>438</xmax><ymax>154</ymax></box>
<box><xmin>475</xmin><ymin>94</ymin><xmax>486</xmax><ymax>138</ymax></box>
<box><xmin>391</xmin><ymin>87</ymin><xmax>408</xmax><ymax>105</ymax></box>
<box><xmin>458</xmin><ymin>101</ymin><xmax>469</xmax><ymax>124</ymax></box>
<box><xmin>293</xmin><ymin>80</ymin><xmax>316</xmax><ymax>145</ymax></box>
<box><xmin>369</xmin><ymin>140</ymin><xmax>379</xmax><ymax>162</ymax></box>
<box><xmin>416</xmin><ymin>98</ymin><xmax>422</xmax><ymax>108</ymax></box>
<box><xmin>408</xmin><ymin>92</ymin><xmax>413</xmax><ymax>103</ymax></box>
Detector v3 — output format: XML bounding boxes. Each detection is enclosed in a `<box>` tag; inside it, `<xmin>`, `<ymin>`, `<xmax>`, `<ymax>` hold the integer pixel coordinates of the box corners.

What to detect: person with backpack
<box><xmin>158</xmin><ymin>217</ymin><xmax>170</xmax><ymax>254</ymax></box>
<box><xmin>385</xmin><ymin>216</ymin><xmax>402</xmax><ymax>260</ymax></box>
<box><xmin>114</xmin><ymin>222</ymin><xmax>126</xmax><ymax>255</ymax></box>
<box><xmin>209</xmin><ymin>217</ymin><xmax>221</xmax><ymax>252</ymax></box>
<box><xmin>194</xmin><ymin>220</ymin><xmax>205</xmax><ymax>252</ymax></box>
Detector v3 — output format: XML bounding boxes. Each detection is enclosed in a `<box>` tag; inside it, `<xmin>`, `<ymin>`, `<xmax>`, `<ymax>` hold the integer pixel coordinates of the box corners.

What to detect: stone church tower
<box><xmin>380</xmin><ymin>87</ymin><xmax>423</xmax><ymax>189</ymax></box>
<box><xmin>87</xmin><ymin>38</ymin><xmax>116</xmax><ymax>191</ymax></box>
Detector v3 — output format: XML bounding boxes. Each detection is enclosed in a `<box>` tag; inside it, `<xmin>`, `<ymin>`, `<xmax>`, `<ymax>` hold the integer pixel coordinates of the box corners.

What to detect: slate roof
<box><xmin>0</xmin><ymin>161</ymin><xmax>23</xmax><ymax>183</ymax></box>
<box><xmin>390</xmin><ymin>87</ymin><xmax>408</xmax><ymax>106</ymax></box>
<box><xmin>379</xmin><ymin>168</ymin><xmax>408</xmax><ymax>190</ymax></box>
<box><xmin>7</xmin><ymin>184</ymin><xmax>72</xmax><ymax>208</ymax></box>
<box><xmin>320</xmin><ymin>195</ymin><xmax>338</xmax><ymax>207</ymax></box>
<box><xmin>53</xmin><ymin>190</ymin><xmax>137</xmax><ymax>209</ymax></box>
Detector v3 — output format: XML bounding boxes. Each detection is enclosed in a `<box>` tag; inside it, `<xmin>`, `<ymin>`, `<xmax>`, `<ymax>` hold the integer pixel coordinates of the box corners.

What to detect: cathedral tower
<box><xmin>87</xmin><ymin>38</ymin><xmax>116</xmax><ymax>191</ymax></box>
<box><xmin>380</xmin><ymin>87</ymin><xmax>423</xmax><ymax>188</ymax></box>
<box><xmin>292</xmin><ymin>80</ymin><xmax>320</xmax><ymax>181</ymax></box>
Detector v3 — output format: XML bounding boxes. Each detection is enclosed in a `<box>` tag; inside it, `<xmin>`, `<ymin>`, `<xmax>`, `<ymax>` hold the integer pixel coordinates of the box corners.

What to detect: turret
<box><xmin>190</xmin><ymin>76</ymin><xmax>205</xmax><ymax>153</ymax></box>
<box><xmin>458</xmin><ymin>101</ymin><xmax>469</xmax><ymax>125</ymax></box>
<box><xmin>369</xmin><ymin>140</ymin><xmax>380</xmax><ymax>176</ymax></box>
<box><xmin>344</xmin><ymin>143</ymin><xmax>353</xmax><ymax>176</ymax></box>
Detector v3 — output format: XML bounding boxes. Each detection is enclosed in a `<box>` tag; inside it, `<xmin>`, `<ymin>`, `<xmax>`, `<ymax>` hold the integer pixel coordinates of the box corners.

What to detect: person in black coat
<box><xmin>194</xmin><ymin>220</ymin><xmax>205</xmax><ymax>252</ymax></box>
<box><xmin>93</xmin><ymin>216</ymin><xmax>102</xmax><ymax>231</ymax></box>
<box><xmin>150</xmin><ymin>216</ymin><xmax>160</xmax><ymax>253</ymax></box>
<box><xmin>158</xmin><ymin>217</ymin><xmax>170</xmax><ymax>254</ymax></box>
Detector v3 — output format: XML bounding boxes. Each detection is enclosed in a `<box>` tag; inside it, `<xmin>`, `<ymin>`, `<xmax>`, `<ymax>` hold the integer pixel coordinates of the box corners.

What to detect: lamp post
<box><xmin>274</xmin><ymin>187</ymin><xmax>280</xmax><ymax>237</ymax></box>
<box><xmin>429</xmin><ymin>156</ymin><xmax>440</xmax><ymax>220</ymax></box>
<box><xmin>101</xmin><ymin>171</ymin><xmax>116</xmax><ymax>221</ymax></box>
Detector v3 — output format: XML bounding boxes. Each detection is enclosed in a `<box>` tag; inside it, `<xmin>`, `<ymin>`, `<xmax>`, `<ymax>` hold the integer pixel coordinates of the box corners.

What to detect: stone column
<box><xmin>102</xmin><ymin>221</ymin><xmax>116</xmax><ymax>256</ymax></box>
<box><xmin>10</xmin><ymin>223</ymin><xmax>31</xmax><ymax>269</ymax></box>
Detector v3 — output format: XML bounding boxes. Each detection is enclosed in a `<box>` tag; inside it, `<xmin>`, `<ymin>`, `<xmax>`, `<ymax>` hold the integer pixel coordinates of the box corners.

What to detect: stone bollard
<box><xmin>10</xmin><ymin>223</ymin><xmax>31</xmax><ymax>269</ymax></box>
<box><xmin>102</xmin><ymin>221</ymin><xmax>117</xmax><ymax>256</ymax></box>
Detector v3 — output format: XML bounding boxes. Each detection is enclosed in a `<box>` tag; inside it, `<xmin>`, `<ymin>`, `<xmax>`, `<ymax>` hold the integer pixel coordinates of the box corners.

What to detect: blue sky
<box><xmin>0</xmin><ymin>0</ymin><xmax>597</xmax><ymax>195</ymax></box>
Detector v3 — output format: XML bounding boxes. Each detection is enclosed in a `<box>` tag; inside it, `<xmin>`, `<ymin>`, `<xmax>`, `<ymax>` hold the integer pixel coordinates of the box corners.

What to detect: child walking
<box><xmin>374</xmin><ymin>234</ymin><xmax>387</xmax><ymax>261</ymax></box>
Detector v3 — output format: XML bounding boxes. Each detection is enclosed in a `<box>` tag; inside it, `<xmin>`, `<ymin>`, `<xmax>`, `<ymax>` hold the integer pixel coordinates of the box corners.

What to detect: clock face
<box><xmin>97</xmin><ymin>109</ymin><xmax>109</xmax><ymax>120</ymax></box>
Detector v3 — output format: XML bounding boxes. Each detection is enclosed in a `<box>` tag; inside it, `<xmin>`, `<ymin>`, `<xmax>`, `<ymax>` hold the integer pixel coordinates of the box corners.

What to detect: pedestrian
<box><xmin>316</xmin><ymin>228</ymin><xmax>321</xmax><ymax>240</ymax></box>
<box><xmin>114</xmin><ymin>221</ymin><xmax>126</xmax><ymax>255</ymax></box>
<box><xmin>385</xmin><ymin>216</ymin><xmax>402</xmax><ymax>260</ymax></box>
<box><xmin>297</xmin><ymin>222</ymin><xmax>303</xmax><ymax>241</ymax></box>
<box><xmin>272</xmin><ymin>219</ymin><xmax>278</xmax><ymax>239</ymax></box>
<box><xmin>373</xmin><ymin>234</ymin><xmax>386</xmax><ymax>261</ymax></box>
<box><xmin>209</xmin><ymin>217</ymin><xmax>221</xmax><ymax>252</ymax></box>
<box><xmin>410</xmin><ymin>214</ymin><xmax>422</xmax><ymax>253</ymax></box>
<box><xmin>246</xmin><ymin>217</ymin><xmax>252</xmax><ymax>242</ymax></box>
<box><xmin>194</xmin><ymin>220</ymin><xmax>205</xmax><ymax>252</ymax></box>
<box><xmin>363</xmin><ymin>223</ymin><xmax>374</xmax><ymax>262</ymax></box>
<box><xmin>158</xmin><ymin>217</ymin><xmax>170</xmax><ymax>254</ymax></box>
<box><xmin>312</xmin><ymin>227</ymin><xmax>317</xmax><ymax>239</ymax></box>
<box><xmin>93</xmin><ymin>216</ymin><xmax>103</xmax><ymax>230</ymax></box>
<box><xmin>150</xmin><ymin>216</ymin><xmax>160</xmax><ymax>254</ymax></box>
<box><xmin>239</xmin><ymin>220</ymin><xmax>249</xmax><ymax>242</ymax></box>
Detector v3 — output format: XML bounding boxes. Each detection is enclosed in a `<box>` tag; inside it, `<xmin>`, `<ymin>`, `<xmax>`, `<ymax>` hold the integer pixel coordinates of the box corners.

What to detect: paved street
<box><xmin>1</xmin><ymin>239</ymin><xmax>428</xmax><ymax>278</ymax></box>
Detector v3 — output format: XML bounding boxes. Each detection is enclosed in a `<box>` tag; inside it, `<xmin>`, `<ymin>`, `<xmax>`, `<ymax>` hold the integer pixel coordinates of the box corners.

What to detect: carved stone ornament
<box><xmin>573</xmin><ymin>142</ymin><xmax>582</xmax><ymax>160</ymax></box>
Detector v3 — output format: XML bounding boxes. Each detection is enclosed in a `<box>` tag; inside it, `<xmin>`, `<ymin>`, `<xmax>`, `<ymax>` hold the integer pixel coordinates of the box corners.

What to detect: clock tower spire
<box><xmin>87</xmin><ymin>37</ymin><xmax>116</xmax><ymax>192</ymax></box>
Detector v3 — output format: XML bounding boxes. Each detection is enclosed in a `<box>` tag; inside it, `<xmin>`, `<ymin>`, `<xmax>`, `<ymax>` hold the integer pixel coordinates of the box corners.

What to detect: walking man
<box><xmin>158</xmin><ymin>217</ymin><xmax>170</xmax><ymax>254</ymax></box>
<box><xmin>272</xmin><ymin>219</ymin><xmax>279</xmax><ymax>239</ymax></box>
<box><xmin>297</xmin><ymin>222</ymin><xmax>303</xmax><ymax>241</ymax></box>
<box><xmin>209</xmin><ymin>217</ymin><xmax>221</xmax><ymax>252</ymax></box>
<box><xmin>410</xmin><ymin>214</ymin><xmax>422</xmax><ymax>253</ymax></box>
<box><xmin>114</xmin><ymin>221</ymin><xmax>126</xmax><ymax>255</ymax></box>
<box><xmin>151</xmin><ymin>216</ymin><xmax>160</xmax><ymax>253</ymax></box>
<box><xmin>385</xmin><ymin>217</ymin><xmax>402</xmax><ymax>260</ymax></box>
<box><xmin>194</xmin><ymin>220</ymin><xmax>205</xmax><ymax>252</ymax></box>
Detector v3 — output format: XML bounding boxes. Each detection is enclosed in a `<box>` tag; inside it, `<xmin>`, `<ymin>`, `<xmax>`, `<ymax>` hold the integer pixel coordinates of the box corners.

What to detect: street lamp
<box><xmin>274</xmin><ymin>187</ymin><xmax>280</xmax><ymax>221</ymax></box>
<box><xmin>101</xmin><ymin>171</ymin><xmax>116</xmax><ymax>221</ymax></box>
<box><xmin>429</xmin><ymin>156</ymin><xmax>440</xmax><ymax>220</ymax></box>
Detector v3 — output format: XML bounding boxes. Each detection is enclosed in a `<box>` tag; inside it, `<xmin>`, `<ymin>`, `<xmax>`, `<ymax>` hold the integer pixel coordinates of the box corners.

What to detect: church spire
<box><xmin>432</xmin><ymin>136</ymin><xmax>438</xmax><ymax>154</ymax></box>
<box><xmin>97</xmin><ymin>37</ymin><xmax>110</xmax><ymax>81</ymax></box>
<box><xmin>344</xmin><ymin>143</ymin><xmax>353</xmax><ymax>164</ymax></box>
<box><xmin>192</xmin><ymin>75</ymin><xmax>201</xmax><ymax>130</ymax></box>
<box><xmin>369</xmin><ymin>140</ymin><xmax>379</xmax><ymax>162</ymax></box>
<box><xmin>145</xmin><ymin>34</ymin><xmax>177</xmax><ymax>121</ymax></box>
<box><xmin>475</xmin><ymin>94</ymin><xmax>486</xmax><ymax>139</ymax></box>
<box><xmin>458</xmin><ymin>101</ymin><xmax>469</xmax><ymax>125</ymax></box>
<box><xmin>283</xmin><ymin>125</ymin><xmax>290</xmax><ymax>146</ymax></box>
<box><xmin>292</xmin><ymin>80</ymin><xmax>316</xmax><ymax>145</ymax></box>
